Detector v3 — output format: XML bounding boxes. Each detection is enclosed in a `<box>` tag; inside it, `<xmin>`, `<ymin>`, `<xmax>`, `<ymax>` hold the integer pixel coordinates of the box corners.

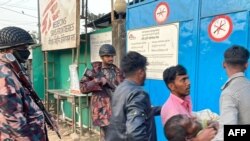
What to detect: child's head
<box><xmin>164</xmin><ymin>114</ymin><xmax>202</xmax><ymax>141</ymax></box>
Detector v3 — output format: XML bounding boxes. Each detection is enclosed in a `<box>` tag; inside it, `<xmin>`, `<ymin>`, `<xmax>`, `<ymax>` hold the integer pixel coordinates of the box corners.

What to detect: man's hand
<box><xmin>94</xmin><ymin>77</ymin><xmax>107</xmax><ymax>85</ymax></box>
<box><xmin>207</xmin><ymin>120</ymin><xmax>219</xmax><ymax>131</ymax></box>
<box><xmin>192</xmin><ymin>127</ymin><xmax>217</xmax><ymax>141</ymax></box>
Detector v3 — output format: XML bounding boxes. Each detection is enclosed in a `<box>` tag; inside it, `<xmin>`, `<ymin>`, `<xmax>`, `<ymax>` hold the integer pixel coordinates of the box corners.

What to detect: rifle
<box><xmin>83</xmin><ymin>68</ymin><xmax>116</xmax><ymax>91</ymax></box>
<box><xmin>4</xmin><ymin>53</ymin><xmax>61</xmax><ymax>139</ymax></box>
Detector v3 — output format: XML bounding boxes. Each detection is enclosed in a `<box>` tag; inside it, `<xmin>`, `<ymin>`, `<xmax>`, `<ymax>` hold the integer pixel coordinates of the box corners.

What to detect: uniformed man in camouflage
<box><xmin>0</xmin><ymin>26</ymin><xmax>48</xmax><ymax>140</ymax></box>
<box><xmin>80</xmin><ymin>44</ymin><xmax>124</xmax><ymax>141</ymax></box>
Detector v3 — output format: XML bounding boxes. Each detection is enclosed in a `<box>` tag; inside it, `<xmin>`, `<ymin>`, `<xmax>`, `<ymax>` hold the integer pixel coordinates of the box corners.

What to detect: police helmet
<box><xmin>99</xmin><ymin>44</ymin><xmax>116</xmax><ymax>56</ymax></box>
<box><xmin>0</xmin><ymin>26</ymin><xmax>35</xmax><ymax>49</ymax></box>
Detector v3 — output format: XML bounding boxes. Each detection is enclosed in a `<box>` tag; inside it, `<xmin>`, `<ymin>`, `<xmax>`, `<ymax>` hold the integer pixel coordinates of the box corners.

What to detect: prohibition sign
<box><xmin>208</xmin><ymin>15</ymin><xmax>233</xmax><ymax>42</ymax></box>
<box><xmin>154</xmin><ymin>2</ymin><xmax>169</xmax><ymax>24</ymax></box>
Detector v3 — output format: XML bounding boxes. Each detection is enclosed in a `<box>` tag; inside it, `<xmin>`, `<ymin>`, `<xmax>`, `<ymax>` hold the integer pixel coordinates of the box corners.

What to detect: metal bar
<box><xmin>82</xmin><ymin>0</ymin><xmax>85</xmax><ymax>19</ymax></box>
<box><xmin>52</xmin><ymin>53</ymin><xmax>55</xmax><ymax>88</ymax></box>
<box><xmin>84</xmin><ymin>0</ymin><xmax>88</xmax><ymax>67</ymax></box>
<box><xmin>74</xmin><ymin>0</ymin><xmax>82</xmax><ymax>65</ymax></box>
<box><xmin>37</xmin><ymin>0</ymin><xmax>41</xmax><ymax>43</ymax></box>
<box><xmin>57</xmin><ymin>95</ymin><xmax>60</xmax><ymax>125</ymax></box>
<box><xmin>44</xmin><ymin>51</ymin><xmax>49</xmax><ymax>110</ymax></box>
<box><xmin>79</xmin><ymin>97</ymin><xmax>82</xmax><ymax>136</ymax></box>
<box><xmin>72</xmin><ymin>95</ymin><xmax>76</xmax><ymax>133</ymax></box>
<box><xmin>111</xmin><ymin>0</ymin><xmax>114</xmax><ymax>22</ymax></box>
<box><xmin>72</xmin><ymin>48</ymin><xmax>75</xmax><ymax>63</ymax></box>
<box><xmin>87</xmin><ymin>94</ymin><xmax>91</xmax><ymax>131</ymax></box>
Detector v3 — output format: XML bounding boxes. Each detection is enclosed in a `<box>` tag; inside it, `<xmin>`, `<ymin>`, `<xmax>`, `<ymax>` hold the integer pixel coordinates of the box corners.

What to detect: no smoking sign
<box><xmin>154</xmin><ymin>2</ymin><xmax>169</xmax><ymax>24</ymax></box>
<box><xmin>208</xmin><ymin>15</ymin><xmax>233</xmax><ymax>42</ymax></box>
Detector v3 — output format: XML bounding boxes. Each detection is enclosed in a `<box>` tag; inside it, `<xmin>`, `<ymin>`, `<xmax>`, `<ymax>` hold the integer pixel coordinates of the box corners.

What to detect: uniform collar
<box><xmin>221</xmin><ymin>72</ymin><xmax>245</xmax><ymax>90</ymax></box>
<box><xmin>125</xmin><ymin>79</ymin><xmax>140</xmax><ymax>86</ymax></box>
<box><xmin>102</xmin><ymin>63</ymin><xmax>113</xmax><ymax>69</ymax></box>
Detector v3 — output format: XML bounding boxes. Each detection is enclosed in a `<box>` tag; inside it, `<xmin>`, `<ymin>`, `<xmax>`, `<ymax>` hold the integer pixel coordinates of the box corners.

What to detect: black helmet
<box><xmin>99</xmin><ymin>44</ymin><xmax>116</xmax><ymax>56</ymax></box>
<box><xmin>0</xmin><ymin>26</ymin><xmax>35</xmax><ymax>49</ymax></box>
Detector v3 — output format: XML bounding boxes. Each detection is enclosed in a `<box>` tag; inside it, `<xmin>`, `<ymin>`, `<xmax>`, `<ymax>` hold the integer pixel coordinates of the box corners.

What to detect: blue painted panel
<box><xmin>127</xmin><ymin>1</ymin><xmax>198</xmax><ymax>141</ymax></box>
<box><xmin>127</xmin><ymin>0</ymin><xmax>194</xmax><ymax>30</ymax></box>
<box><xmin>127</xmin><ymin>0</ymin><xmax>250</xmax><ymax>140</ymax></box>
<box><xmin>144</xmin><ymin>79</ymin><xmax>168</xmax><ymax>141</ymax></box>
<box><xmin>178</xmin><ymin>20</ymin><xmax>200</xmax><ymax>109</ymax></box>
<box><xmin>201</xmin><ymin>0</ymin><xmax>250</xmax><ymax>17</ymax></box>
<box><xmin>143</xmin><ymin>20</ymin><xmax>196</xmax><ymax>141</ymax></box>
<box><xmin>197</xmin><ymin>12</ymin><xmax>249</xmax><ymax>113</ymax></box>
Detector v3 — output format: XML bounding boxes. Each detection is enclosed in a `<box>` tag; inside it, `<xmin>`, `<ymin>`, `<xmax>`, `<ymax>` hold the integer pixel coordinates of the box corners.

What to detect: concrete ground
<box><xmin>48</xmin><ymin>123</ymin><xmax>100</xmax><ymax>141</ymax></box>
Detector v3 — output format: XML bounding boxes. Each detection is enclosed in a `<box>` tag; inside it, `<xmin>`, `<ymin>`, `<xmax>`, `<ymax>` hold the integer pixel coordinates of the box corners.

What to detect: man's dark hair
<box><xmin>164</xmin><ymin>115</ymin><xmax>187</xmax><ymax>141</ymax></box>
<box><xmin>121</xmin><ymin>51</ymin><xmax>148</xmax><ymax>76</ymax></box>
<box><xmin>163</xmin><ymin>65</ymin><xmax>187</xmax><ymax>89</ymax></box>
<box><xmin>224</xmin><ymin>45</ymin><xmax>249</xmax><ymax>65</ymax></box>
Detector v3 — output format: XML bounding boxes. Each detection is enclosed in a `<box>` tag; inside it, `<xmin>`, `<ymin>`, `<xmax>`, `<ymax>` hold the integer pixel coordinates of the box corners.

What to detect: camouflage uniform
<box><xmin>0</xmin><ymin>53</ymin><xmax>47</xmax><ymax>141</ymax></box>
<box><xmin>80</xmin><ymin>62</ymin><xmax>124</xmax><ymax>127</ymax></box>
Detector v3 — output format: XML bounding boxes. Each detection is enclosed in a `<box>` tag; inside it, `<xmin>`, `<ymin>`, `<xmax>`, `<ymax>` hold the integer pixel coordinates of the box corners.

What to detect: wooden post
<box><xmin>112</xmin><ymin>19</ymin><xmax>126</xmax><ymax>68</ymax></box>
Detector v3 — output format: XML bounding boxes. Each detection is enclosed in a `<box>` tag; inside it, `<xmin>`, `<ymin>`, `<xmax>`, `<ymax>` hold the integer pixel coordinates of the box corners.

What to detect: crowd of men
<box><xmin>1</xmin><ymin>26</ymin><xmax>250</xmax><ymax>141</ymax></box>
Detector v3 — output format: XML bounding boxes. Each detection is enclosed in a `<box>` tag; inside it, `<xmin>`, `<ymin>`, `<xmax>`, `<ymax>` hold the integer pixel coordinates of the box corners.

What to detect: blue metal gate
<box><xmin>127</xmin><ymin>0</ymin><xmax>250</xmax><ymax>140</ymax></box>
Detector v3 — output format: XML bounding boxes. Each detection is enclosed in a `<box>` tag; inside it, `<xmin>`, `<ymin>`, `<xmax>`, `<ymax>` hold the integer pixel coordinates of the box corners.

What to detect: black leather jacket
<box><xmin>105</xmin><ymin>79</ymin><xmax>161</xmax><ymax>141</ymax></box>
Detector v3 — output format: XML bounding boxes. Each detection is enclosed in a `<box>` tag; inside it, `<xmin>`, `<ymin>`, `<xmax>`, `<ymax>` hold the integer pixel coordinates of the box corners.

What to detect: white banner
<box><xmin>39</xmin><ymin>0</ymin><xmax>80</xmax><ymax>51</ymax></box>
<box><xmin>127</xmin><ymin>23</ymin><xmax>179</xmax><ymax>80</ymax></box>
<box><xmin>90</xmin><ymin>31</ymin><xmax>112</xmax><ymax>62</ymax></box>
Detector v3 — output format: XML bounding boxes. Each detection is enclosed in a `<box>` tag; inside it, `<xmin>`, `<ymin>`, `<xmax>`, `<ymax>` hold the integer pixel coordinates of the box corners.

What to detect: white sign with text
<box><xmin>90</xmin><ymin>31</ymin><xmax>112</xmax><ymax>62</ymax></box>
<box><xmin>127</xmin><ymin>23</ymin><xmax>179</xmax><ymax>80</ymax></box>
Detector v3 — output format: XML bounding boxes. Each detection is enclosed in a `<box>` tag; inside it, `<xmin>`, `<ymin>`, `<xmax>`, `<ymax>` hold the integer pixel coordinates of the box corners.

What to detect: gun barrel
<box><xmin>5</xmin><ymin>53</ymin><xmax>61</xmax><ymax>139</ymax></box>
<box><xmin>44</xmin><ymin>111</ymin><xmax>61</xmax><ymax>139</ymax></box>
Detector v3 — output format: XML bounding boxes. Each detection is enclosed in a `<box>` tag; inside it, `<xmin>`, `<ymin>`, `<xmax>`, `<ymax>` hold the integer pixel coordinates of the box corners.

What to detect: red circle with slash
<box><xmin>208</xmin><ymin>15</ymin><xmax>233</xmax><ymax>42</ymax></box>
<box><xmin>154</xmin><ymin>2</ymin><xmax>170</xmax><ymax>24</ymax></box>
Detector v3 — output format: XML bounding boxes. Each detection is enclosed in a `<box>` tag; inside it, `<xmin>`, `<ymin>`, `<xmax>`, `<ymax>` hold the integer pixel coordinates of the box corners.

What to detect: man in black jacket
<box><xmin>105</xmin><ymin>51</ymin><xmax>161</xmax><ymax>141</ymax></box>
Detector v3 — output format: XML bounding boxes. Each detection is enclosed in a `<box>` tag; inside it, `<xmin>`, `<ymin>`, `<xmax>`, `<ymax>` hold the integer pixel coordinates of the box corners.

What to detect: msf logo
<box><xmin>228</xmin><ymin>129</ymin><xmax>246</xmax><ymax>136</ymax></box>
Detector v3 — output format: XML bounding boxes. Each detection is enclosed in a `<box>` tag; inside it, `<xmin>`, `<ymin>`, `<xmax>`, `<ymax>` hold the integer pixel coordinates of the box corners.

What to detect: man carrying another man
<box><xmin>161</xmin><ymin>65</ymin><xmax>218</xmax><ymax>141</ymax></box>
